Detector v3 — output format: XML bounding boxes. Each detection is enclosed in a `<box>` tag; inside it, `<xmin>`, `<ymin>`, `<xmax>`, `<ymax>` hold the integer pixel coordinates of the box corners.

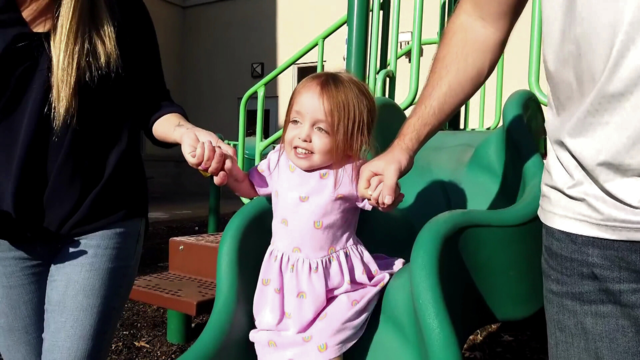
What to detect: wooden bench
<box><xmin>130</xmin><ymin>232</ymin><xmax>221</xmax><ymax>344</ymax></box>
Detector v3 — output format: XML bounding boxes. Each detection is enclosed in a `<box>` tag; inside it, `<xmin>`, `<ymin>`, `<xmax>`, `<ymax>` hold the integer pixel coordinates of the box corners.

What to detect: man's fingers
<box><xmin>372</xmin><ymin>182</ymin><xmax>384</xmax><ymax>207</ymax></box>
<box><xmin>367</xmin><ymin>176</ymin><xmax>382</xmax><ymax>197</ymax></box>
<box><xmin>379</xmin><ymin>193</ymin><xmax>405</xmax><ymax>212</ymax></box>
<box><xmin>357</xmin><ymin>166</ymin><xmax>376</xmax><ymax>199</ymax></box>
<box><xmin>381</xmin><ymin>167</ymin><xmax>400</xmax><ymax>206</ymax></box>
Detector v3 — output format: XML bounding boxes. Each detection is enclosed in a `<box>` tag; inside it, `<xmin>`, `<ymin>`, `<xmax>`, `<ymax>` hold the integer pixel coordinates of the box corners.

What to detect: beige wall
<box><xmin>145</xmin><ymin>0</ymin><xmax>549</xmax><ymax>157</ymax></box>
<box><xmin>182</xmin><ymin>0</ymin><xmax>278</xmax><ymax>146</ymax></box>
<box><xmin>143</xmin><ymin>0</ymin><xmax>185</xmax><ymax>157</ymax></box>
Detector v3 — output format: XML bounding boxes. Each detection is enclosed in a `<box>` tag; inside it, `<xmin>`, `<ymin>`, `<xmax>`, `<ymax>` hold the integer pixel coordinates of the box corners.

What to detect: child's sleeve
<box><xmin>356</xmin><ymin>197</ymin><xmax>373</xmax><ymax>211</ymax></box>
<box><xmin>247</xmin><ymin>146</ymin><xmax>281</xmax><ymax>197</ymax></box>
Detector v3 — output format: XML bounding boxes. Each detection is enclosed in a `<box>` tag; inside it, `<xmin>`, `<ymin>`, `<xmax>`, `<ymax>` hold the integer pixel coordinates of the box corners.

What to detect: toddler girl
<box><xmin>221</xmin><ymin>71</ymin><xmax>405</xmax><ymax>359</ymax></box>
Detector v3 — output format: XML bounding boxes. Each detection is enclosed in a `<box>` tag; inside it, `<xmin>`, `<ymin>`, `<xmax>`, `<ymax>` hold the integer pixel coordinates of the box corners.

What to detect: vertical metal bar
<box><xmin>317</xmin><ymin>39</ymin><xmax>325</xmax><ymax>72</ymax></box>
<box><xmin>207</xmin><ymin>178</ymin><xmax>219</xmax><ymax>233</ymax></box>
<box><xmin>255</xmin><ymin>86</ymin><xmax>266</xmax><ymax>166</ymax></box>
<box><xmin>237</xmin><ymin>95</ymin><xmax>249</xmax><ymax>170</ymax></box>
<box><xmin>464</xmin><ymin>101</ymin><xmax>470</xmax><ymax>130</ymax></box>
<box><xmin>478</xmin><ymin>84</ymin><xmax>486</xmax><ymax>130</ymax></box>
<box><xmin>346</xmin><ymin>0</ymin><xmax>370</xmax><ymax>81</ymax></box>
<box><xmin>388</xmin><ymin>0</ymin><xmax>401</xmax><ymax>99</ymax></box>
<box><xmin>167</xmin><ymin>310</ymin><xmax>191</xmax><ymax>345</ymax></box>
<box><xmin>447</xmin><ymin>0</ymin><xmax>457</xmax><ymax>21</ymax></box>
<box><xmin>399</xmin><ymin>0</ymin><xmax>424</xmax><ymax>110</ymax></box>
<box><xmin>378</xmin><ymin>0</ymin><xmax>391</xmax><ymax>73</ymax></box>
<box><xmin>528</xmin><ymin>0</ymin><xmax>547</xmax><ymax>105</ymax></box>
<box><xmin>490</xmin><ymin>54</ymin><xmax>505</xmax><ymax>130</ymax></box>
<box><xmin>368</xmin><ymin>0</ymin><xmax>382</xmax><ymax>91</ymax></box>
<box><xmin>438</xmin><ymin>0</ymin><xmax>446</xmax><ymax>39</ymax></box>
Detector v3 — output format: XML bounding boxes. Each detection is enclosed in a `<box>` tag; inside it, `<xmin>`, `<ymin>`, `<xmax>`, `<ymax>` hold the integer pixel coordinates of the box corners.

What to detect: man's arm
<box><xmin>394</xmin><ymin>0</ymin><xmax>528</xmax><ymax>156</ymax></box>
<box><xmin>360</xmin><ymin>0</ymin><xmax>528</xmax><ymax>206</ymax></box>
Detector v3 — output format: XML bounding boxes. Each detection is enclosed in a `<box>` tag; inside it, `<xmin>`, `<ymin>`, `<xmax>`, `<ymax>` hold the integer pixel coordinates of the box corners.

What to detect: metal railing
<box><xmin>235</xmin><ymin>0</ymin><xmax>510</xmax><ymax>170</ymax></box>
<box><xmin>212</xmin><ymin>0</ymin><xmax>545</xmax><ymax>215</ymax></box>
<box><xmin>235</xmin><ymin>14</ymin><xmax>349</xmax><ymax>172</ymax></box>
<box><xmin>528</xmin><ymin>0</ymin><xmax>548</xmax><ymax>106</ymax></box>
<box><xmin>201</xmin><ymin>0</ymin><xmax>550</xmax><ymax>234</ymax></box>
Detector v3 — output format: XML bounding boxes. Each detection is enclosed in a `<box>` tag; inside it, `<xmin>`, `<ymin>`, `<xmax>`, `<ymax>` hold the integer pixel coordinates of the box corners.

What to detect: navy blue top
<box><xmin>0</xmin><ymin>0</ymin><xmax>187</xmax><ymax>242</ymax></box>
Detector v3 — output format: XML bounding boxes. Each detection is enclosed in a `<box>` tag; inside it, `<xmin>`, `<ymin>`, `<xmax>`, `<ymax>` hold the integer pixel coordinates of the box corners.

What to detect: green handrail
<box><xmin>238</xmin><ymin>0</ymin><xmax>529</xmax><ymax>180</ymax></box>
<box><xmin>528</xmin><ymin>0</ymin><xmax>548</xmax><ymax>106</ymax></box>
<box><xmin>367</xmin><ymin>0</ymin><xmax>383</xmax><ymax>91</ymax></box>
<box><xmin>378</xmin><ymin>0</ymin><xmax>392</xmax><ymax>82</ymax></box>
<box><xmin>376</xmin><ymin>69</ymin><xmax>395</xmax><ymax>97</ymax></box>
<box><xmin>317</xmin><ymin>39</ymin><xmax>325</xmax><ymax>72</ymax></box>
<box><xmin>385</xmin><ymin>0</ymin><xmax>402</xmax><ymax>99</ymax></box>
<box><xmin>236</xmin><ymin>14</ymin><xmax>348</xmax><ymax>171</ymax></box>
<box><xmin>398</xmin><ymin>0</ymin><xmax>424</xmax><ymax>110</ymax></box>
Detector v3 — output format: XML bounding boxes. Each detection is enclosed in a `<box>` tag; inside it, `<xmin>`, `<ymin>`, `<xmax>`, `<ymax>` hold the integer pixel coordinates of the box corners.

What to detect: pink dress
<box><xmin>247</xmin><ymin>146</ymin><xmax>405</xmax><ymax>359</ymax></box>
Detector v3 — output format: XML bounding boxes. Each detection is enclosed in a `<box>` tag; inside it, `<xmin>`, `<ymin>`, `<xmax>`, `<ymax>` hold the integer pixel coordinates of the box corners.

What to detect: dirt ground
<box><xmin>0</xmin><ymin>215</ymin><xmax>549</xmax><ymax>360</ymax></box>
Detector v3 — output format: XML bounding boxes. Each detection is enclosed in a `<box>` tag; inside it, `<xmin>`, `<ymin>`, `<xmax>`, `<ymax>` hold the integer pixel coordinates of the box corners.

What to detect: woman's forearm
<box><xmin>151</xmin><ymin>113</ymin><xmax>197</xmax><ymax>145</ymax></box>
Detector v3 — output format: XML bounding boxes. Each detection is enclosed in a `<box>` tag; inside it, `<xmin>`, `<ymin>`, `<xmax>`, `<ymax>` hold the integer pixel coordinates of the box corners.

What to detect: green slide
<box><xmin>178</xmin><ymin>89</ymin><xmax>546</xmax><ymax>360</ymax></box>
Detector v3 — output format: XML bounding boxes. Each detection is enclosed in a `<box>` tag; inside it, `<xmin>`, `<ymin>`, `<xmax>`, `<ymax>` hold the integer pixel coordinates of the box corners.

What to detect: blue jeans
<box><xmin>542</xmin><ymin>224</ymin><xmax>640</xmax><ymax>360</ymax></box>
<box><xmin>0</xmin><ymin>218</ymin><xmax>145</xmax><ymax>360</ymax></box>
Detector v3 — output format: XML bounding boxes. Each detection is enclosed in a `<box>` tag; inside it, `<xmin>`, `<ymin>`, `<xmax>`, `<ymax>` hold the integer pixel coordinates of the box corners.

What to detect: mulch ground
<box><xmin>0</xmin><ymin>214</ymin><xmax>549</xmax><ymax>359</ymax></box>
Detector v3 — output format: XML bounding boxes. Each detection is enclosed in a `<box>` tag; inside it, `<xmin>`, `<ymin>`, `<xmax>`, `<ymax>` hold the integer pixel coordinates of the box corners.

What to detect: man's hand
<box><xmin>358</xmin><ymin>144</ymin><xmax>414</xmax><ymax>209</ymax></box>
<box><xmin>358</xmin><ymin>0</ymin><xmax>526</xmax><ymax>209</ymax></box>
<box><xmin>367</xmin><ymin>175</ymin><xmax>405</xmax><ymax>212</ymax></box>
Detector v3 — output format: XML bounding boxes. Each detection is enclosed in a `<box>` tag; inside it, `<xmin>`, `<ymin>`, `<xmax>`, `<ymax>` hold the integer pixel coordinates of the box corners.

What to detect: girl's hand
<box><xmin>213</xmin><ymin>151</ymin><xmax>245</xmax><ymax>186</ymax></box>
<box><xmin>367</xmin><ymin>175</ymin><xmax>404</xmax><ymax>212</ymax></box>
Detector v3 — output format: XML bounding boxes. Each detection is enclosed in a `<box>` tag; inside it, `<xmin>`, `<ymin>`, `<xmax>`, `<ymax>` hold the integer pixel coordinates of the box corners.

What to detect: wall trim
<box><xmin>162</xmin><ymin>0</ymin><xmax>225</xmax><ymax>8</ymax></box>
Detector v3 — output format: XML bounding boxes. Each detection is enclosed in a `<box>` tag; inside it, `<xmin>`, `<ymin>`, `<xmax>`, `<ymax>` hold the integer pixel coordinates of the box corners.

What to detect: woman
<box><xmin>0</xmin><ymin>0</ymin><xmax>232</xmax><ymax>358</ymax></box>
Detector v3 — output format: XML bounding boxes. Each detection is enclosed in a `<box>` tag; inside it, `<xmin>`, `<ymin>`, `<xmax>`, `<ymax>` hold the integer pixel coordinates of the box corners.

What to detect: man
<box><xmin>358</xmin><ymin>1</ymin><xmax>640</xmax><ymax>359</ymax></box>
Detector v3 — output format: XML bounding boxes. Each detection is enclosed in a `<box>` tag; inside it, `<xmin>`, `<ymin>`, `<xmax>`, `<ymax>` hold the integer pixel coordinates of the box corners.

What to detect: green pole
<box><xmin>207</xmin><ymin>179</ymin><xmax>219</xmax><ymax>233</ymax></box>
<box><xmin>346</xmin><ymin>0</ymin><xmax>369</xmax><ymax>81</ymax></box>
<box><xmin>167</xmin><ymin>310</ymin><xmax>192</xmax><ymax>344</ymax></box>
<box><xmin>378</xmin><ymin>0</ymin><xmax>391</xmax><ymax>73</ymax></box>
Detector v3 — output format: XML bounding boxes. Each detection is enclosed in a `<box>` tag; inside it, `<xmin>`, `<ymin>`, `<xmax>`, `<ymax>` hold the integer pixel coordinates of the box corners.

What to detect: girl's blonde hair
<box><xmin>50</xmin><ymin>0</ymin><xmax>120</xmax><ymax>130</ymax></box>
<box><xmin>280</xmin><ymin>71</ymin><xmax>376</xmax><ymax>164</ymax></box>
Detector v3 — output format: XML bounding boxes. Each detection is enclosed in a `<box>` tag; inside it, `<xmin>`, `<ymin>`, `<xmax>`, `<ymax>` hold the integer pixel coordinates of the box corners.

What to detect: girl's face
<box><xmin>284</xmin><ymin>84</ymin><xmax>334</xmax><ymax>171</ymax></box>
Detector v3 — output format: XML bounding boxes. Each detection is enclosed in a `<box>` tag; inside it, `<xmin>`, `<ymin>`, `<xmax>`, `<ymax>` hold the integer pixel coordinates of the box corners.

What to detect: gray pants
<box><xmin>0</xmin><ymin>218</ymin><xmax>145</xmax><ymax>360</ymax></box>
<box><xmin>543</xmin><ymin>224</ymin><xmax>640</xmax><ymax>360</ymax></box>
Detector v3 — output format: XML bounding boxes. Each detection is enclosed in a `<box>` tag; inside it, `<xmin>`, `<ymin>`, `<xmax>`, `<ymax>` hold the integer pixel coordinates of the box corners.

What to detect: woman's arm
<box><xmin>151</xmin><ymin>113</ymin><xmax>235</xmax><ymax>174</ymax></box>
<box><xmin>117</xmin><ymin>0</ymin><xmax>235</xmax><ymax>177</ymax></box>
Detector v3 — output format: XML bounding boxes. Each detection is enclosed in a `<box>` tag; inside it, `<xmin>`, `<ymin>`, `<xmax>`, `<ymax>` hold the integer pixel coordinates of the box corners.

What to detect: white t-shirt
<box><xmin>538</xmin><ymin>0</ymin><xmax>640</xmax><ymax>240</ymax></box>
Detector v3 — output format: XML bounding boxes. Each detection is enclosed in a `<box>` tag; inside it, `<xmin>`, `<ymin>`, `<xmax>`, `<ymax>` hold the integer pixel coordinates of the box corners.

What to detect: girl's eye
<box><xmin>315</xmin><ymin>127</ymin><xmax>328</xmax><ymax>134</ymax></box>
<box><xmin>290</xmin><ymin>119</ymin><xmax>300</xmax><ymax>125</ymax></box>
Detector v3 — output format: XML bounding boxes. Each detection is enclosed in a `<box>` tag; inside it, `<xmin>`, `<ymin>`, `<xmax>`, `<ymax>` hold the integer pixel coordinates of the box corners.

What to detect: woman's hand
<box><xmin>178</xmin><ymin>127</ymin><xmax>237</xmax><ymax>175</ymax></box>
<box><xmin>151</xmin><ymin>113</ymin><xmax>237</xmax><ymax>183</ymax></box>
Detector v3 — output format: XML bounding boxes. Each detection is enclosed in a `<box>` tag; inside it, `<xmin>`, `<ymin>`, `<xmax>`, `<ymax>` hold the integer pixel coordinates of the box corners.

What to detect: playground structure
<box><xmin>130</xmin><ymin>0</ymin><xmax>549</xmax><ymax>359</ymax></box>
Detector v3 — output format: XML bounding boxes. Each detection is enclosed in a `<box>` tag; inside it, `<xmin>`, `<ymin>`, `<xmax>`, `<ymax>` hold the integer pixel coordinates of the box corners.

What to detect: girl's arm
<box><xmin>222</xmin><ymin>154</ymin><xmax>259</xmax><ymax>199</ymax></box>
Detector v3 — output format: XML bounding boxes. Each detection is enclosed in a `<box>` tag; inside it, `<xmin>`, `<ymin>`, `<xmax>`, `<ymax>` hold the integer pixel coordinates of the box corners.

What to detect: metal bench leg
<box><xmin>167</xmin><ymin>310</ymin><xmax>192</xmax><ymax>344</ymax></box>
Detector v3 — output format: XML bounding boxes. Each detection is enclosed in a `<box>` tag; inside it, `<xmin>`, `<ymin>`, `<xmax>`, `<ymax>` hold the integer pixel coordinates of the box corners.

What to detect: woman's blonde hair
<box><xmin>281</xmin><ymin>71</ymin><xmax>376</xmax><ymax>162</ymax></box>
<box><xmin>50</xmin><ymin>0</ymin><xmax>119</xmax><ymax>130</ymax></box>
